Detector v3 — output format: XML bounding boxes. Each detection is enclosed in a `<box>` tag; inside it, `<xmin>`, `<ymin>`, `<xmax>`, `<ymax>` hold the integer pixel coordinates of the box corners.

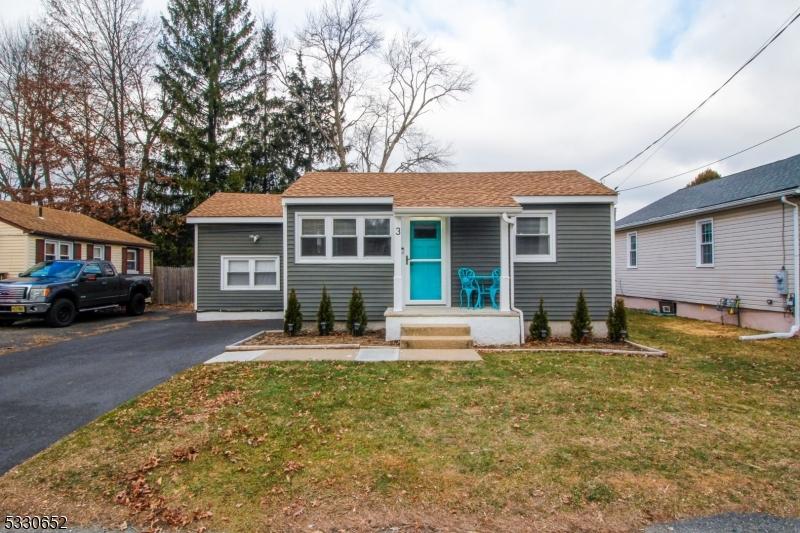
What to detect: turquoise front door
<box><xmin>409</xmin><ymin>220</ymin><xmax>442</xmax><ymax>302</ymax></box>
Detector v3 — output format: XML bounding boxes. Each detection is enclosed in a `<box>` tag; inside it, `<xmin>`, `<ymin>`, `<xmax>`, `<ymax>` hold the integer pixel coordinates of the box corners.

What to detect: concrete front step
<box><xmin>400</xmin><ymin>324</ymin><xmax>471</xmax><ymax>337</ymax></box>
<box><xmin>399</xmin><ymin>335</ymin><xmax>474</xmax><ymax>349</ymax></box>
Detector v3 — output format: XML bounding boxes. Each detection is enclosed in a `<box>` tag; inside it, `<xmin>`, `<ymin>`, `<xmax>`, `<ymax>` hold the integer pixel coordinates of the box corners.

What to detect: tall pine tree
<box><xmin>157</xmin><ymin>0</ymin><xmax>256</xmax><ymax>210</ymax></box>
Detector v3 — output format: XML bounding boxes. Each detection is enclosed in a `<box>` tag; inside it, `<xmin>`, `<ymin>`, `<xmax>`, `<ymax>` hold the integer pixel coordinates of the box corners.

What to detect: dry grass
<box><xmin>1</xmin><ymin>312</ymin><xmax>799</xmax><ymax>532</ymax></box>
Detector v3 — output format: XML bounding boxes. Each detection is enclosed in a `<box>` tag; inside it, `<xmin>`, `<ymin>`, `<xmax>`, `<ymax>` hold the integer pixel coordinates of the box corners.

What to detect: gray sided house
<box><xmin>187</xmin><ymin>193</ymin><xmax>284</xmax><ymax>321</ymax></box>
<box><xmin>189</xmin><ymin>171</ymin><xmax>618</xmax><ymax>345</ymax></box>
<box><xmin>615</xmin><ymin>154</ymin><xmax>800</xmax><ymax>334</ymax></box>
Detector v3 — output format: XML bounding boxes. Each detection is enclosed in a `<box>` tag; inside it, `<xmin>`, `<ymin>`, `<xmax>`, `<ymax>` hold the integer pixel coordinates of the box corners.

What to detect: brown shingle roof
<box><xmin>186</xmin><ymin>192</ymin><xmax>283</xmax><ymax>218</ymax></box>
<box><xmin>283</xmin><ymin>171</ymin><xmax>615</xmax><ymax>207</ymax></box>
<box><xmin>0</xmin><ymin>200</ymin><xmax>153</xmax><ymax>247</ymax></box>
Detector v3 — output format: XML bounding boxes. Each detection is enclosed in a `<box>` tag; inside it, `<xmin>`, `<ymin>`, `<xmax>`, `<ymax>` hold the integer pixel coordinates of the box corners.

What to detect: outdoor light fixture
<box><xmin>249</xmin><ymin>234</ymin><xmax>261</xmax><ymax>243</ymax></box>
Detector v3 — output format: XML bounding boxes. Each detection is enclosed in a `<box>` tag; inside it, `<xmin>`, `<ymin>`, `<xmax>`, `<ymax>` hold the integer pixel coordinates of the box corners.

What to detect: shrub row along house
<box><xmin>615</xmin><ymin>154</ymin><xmax>800</xmax><ymax>333</ymax></box>
<box><xmin>187</xmin><ymin>171</ymin><xmax>618</xmax><ymax>345</ymax></box>
<box><xmin>0</xmin><ymin>200</ymin><xmax>154</xmax><ymax>278</ymax></box>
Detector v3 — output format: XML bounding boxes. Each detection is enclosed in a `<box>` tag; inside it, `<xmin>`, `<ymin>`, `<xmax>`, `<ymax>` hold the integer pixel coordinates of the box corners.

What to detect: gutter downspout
<box><xmin>741</xmin><ymin>192</ymin><xmax>800</xmax><ymax>340</ymax></box>
<box><xmin>502</xmin><ymin>212</ymin><xmax>525</xmax><ymax>344</ymax></box>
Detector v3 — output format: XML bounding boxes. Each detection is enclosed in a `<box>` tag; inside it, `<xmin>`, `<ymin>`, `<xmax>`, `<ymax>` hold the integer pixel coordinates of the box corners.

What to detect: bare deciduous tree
<box><xmin>45</xmin><ymin>0</ymin><xmax>163</xmax><ymax>220</ymax></box>
<box><xmin>354</xmin><ymin>31</ymin><xmax>474</xmax><ymax>172</ymax></box>
<box><xmin>299</xmin><ymin>0</ymin><xmax>381</xmax><ymax>171</ymax></box>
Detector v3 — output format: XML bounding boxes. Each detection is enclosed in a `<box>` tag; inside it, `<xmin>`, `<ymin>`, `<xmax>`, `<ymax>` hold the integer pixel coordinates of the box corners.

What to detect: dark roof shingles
<box><xmin>617</xmin><ymin>154</ymin><xmax>800</xmax><ymax>228</ymax></box>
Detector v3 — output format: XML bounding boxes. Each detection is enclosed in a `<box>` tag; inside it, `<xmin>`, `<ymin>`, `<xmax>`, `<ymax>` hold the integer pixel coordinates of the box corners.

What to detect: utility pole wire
<box><xmin>600</xmin><ymin>5</ymin><xmax>800</xmax><ymax>184</ymax></box>
<box><xmin>617</xmin><ymin>123</ymin><xmax>800</xmax><ymax>193</ymax></box>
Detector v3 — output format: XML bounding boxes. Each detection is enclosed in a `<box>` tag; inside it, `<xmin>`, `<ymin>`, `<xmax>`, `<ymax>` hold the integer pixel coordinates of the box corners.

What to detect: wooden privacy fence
<box><xmin>152</xmin><ymin>266</ymin><xmax>194</xmax><ymax>305</ymax></box>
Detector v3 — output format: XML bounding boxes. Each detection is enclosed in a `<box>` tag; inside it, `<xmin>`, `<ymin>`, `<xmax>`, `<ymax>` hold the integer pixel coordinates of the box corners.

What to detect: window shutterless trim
<box><xmin>512</xmin><ymin>210</ymin><xmax>557</xmax><ymax>263</ymax></box>
<box><xmin>626</xmin><ymin>231</ymin><xmax>638</xmax><ymax>268</ymax></box>
<box><xmin>695</xmin><ymin>218</ymin><xmax>715</xmax><ymax>267</ymax></box>
<box><xmin>220</xmin><ymin>255</ymin><xmax>280</xmax><ymax>291</ymax></box>
<box><xmin>294</xmin><ymin>212</ymin><xmax>394</xmax><ymax>264</ymax></box>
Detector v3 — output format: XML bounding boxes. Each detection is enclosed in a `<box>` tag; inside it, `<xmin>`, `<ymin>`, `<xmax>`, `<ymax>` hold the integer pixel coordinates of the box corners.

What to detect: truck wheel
<box><xmin>46</xmin><ymin>299</ymin><xmax>77</xmax><ymax>327</ymax></box>
<box><xmin>126</xmin><ymin>292</ymin><xmax>146</xmax><ymax>316</ymax></box>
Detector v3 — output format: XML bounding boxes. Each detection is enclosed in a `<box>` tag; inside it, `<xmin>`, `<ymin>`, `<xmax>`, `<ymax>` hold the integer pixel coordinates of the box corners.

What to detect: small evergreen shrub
<box><xmin>570</xmin><ymin>290</ymin><xmax>592</xmax><ymax>343</ymax></box>
<box><xmin>346</xmin><ymin>287</ymin><xmax>368</xmax><ymax>336</ymax></box>
<box><xmin>607</xmin><ymin>297</ymin><xmax>628</xmax><ymax>342</ymax></box>
<box><xmin>284</xmin><ymin>288</ymin><xmax>303</xmax><ymax>335</ymax></box>
<box><xmin>316</xmin><ymin>286</ymin><xmax>335</xmax><ymax>335</ymax></box>
<box><xmin>529</xmin><ymin>298</ymin><xmax>551</xmax><ymax>341</ymax></box>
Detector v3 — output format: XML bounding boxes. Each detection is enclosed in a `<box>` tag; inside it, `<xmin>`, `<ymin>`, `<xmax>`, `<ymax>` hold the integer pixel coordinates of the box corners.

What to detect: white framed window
<box><xmin>332</xmin><ymin>218</ymin><xmax>358</xmax><ymax>257</ymax></box>
<box><xmin>45</xmin><ymin>239</ymin><xmax>72</xmax><ymax>261</ymax></box>
<box><xmin>221</xmin><ymin>256</ymin><xmax>280</xmax><ymax>290</ymax></box>
<box><xmin>364</xmin><ymin>217</ymin><xmax>391</xmax><ymax>256</ymax></box>
<box><xmin>513</xmin><ymin>211</ymin><xmax>556</xmax><ymax>262</ymax></box>
<box><xmin>92</xmin><ymin>244</ymin><xmax>104</xmax><ymax>260</ymax></box>
<box><xmin>300</xmin><ymin>217</ymin><xmax>326</xmax><ymax>257</ymax></box>
<box><xmin>126</xmin><ymin>248</ymin><xmax>139</xmax><ymax>274</ymax></box>
<box><xmin>627</xmin><ymin>232</ymin><xmax>638</xmax><ymax>268</ymax></box>
<box><xmin>295</xmin><ymin>213</ymin><xmax>393</xmax><ymax>263</ymax></box>
<box><xmin>696</xmin><ymin>219</ymin><xmax>714</xmax><ymax>267</ymax></box>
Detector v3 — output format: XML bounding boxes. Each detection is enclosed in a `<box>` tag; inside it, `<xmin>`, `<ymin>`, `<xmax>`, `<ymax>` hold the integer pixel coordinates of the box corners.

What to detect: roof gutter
<box><xmin>741</xmin><ymin>191</ymin><xmax>800</xmax><ymax>340</ymax></box>
<box><xmin>617</xmin><ymin>189</ymin><xmax>800</xmax><ymax>230</ymax></box>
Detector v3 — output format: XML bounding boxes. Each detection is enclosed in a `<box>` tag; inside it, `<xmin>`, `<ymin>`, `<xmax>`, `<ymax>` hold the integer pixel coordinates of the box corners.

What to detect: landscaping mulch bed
<box><xmin>245</xmin><ymin>329</ymin><xmax>397</xmax><ymax>346</ymax></box>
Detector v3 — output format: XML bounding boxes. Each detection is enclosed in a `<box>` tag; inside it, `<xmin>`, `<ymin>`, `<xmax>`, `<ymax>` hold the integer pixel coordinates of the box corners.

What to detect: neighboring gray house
<box><xmin>188</xmin><ymin>171</ymin><xmax>618</xmax><ymax>345</ymax></box>
<box><xmin>616</xmin><ymin>154</ymin><xmax>800</xmax><ymax>333</ymax></box>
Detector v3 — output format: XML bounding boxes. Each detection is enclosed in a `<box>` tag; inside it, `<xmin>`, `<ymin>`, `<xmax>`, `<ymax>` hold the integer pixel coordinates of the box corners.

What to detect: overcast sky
<box><xmin>3</xmin><ymin>0</ymin><xmax>799</xmax><ymax>218</ymax></box>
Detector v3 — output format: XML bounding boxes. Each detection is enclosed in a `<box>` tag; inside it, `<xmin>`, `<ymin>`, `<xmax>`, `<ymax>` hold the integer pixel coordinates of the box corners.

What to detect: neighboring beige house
<box><xmin>615</xmin><ymin>154</ymin><xmax>800</xmax><ymax>333</ymax></box>
<box><xmin>0</xmin><ymin>200</ymin><xmax>154</xmax><ymax>278</ymax></box>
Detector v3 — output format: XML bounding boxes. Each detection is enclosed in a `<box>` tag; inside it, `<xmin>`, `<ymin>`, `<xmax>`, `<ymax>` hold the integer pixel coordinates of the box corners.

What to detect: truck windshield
<box><xmin>20</xmin><ymin>261</ymin><xmax>83</xmax><ymax>279</ymax></box>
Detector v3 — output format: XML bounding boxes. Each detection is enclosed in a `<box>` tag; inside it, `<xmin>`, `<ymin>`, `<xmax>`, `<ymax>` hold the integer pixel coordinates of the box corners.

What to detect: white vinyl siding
<box><xmin>616</xmin><ymin>201</ymin><xmax>798</xmax><ymax>312</ymax></box>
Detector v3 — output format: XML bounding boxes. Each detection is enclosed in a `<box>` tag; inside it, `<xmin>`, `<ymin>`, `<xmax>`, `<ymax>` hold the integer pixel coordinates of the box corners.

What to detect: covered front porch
<box><xmin>385</xmin><ymin>210</ymin><xmax>524</xmax><ymax>345</ymax></box>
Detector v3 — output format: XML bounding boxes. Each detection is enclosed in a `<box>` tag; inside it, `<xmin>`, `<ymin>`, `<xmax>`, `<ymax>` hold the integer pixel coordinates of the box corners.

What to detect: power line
<box><xmin>600</xmin><ymin>5</ymin><xmax>800</xmax><ymax>185</ymax></box>
<box><xmin>617</xmin><ymin>123</ymin><xmax>800</xmax><ymax>193</ymax></box>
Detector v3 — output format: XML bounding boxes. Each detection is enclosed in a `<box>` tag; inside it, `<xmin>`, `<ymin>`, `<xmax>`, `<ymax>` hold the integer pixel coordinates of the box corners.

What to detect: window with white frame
<box><xmin>221</xmin><ymin>256</ymin><xmax>279</xmax><ymax>290</ymax></box>
<box><xmin>696</xmin><ymin>219</ymin><xmax>714</xmax><ymax>266</ymax></box>
<box><xmin>514</xmin><ymin>212</ymin><xmax>556</xmax><ymax>262</ymax></box>
<box><xmin>627</xmin><ymin>232</ymin><xmax>638</xmax><ymax>268</ymax></box>
<box><xmin>296</xmin><ymin>215</ymin><xmax>392</xmax><ymax>262</ymax></box>
<box><xmin>333</xmin><ymin>218</ymin><xmax>358</xmax><ymax>256</ymax></box>
<box><xmin>93</xmin><ymin>244</ymin><xmax>104</xmax><ymax>260</ymax></box>
<box><xmin>45</xmin><ymin>240</ymin><xmax>72</xmax><ymax>261</ymax></box>
<box><xmin>364</xmin><ymin>217</ymin><xmax>391</xmax><ymax>256</ymax></box>
<box><xmin>126</xmin><ymin>248</ymin><xmax>139</xmax><ymax>273</ymax></box>
<box><xmin>300</xmin><ymin>218</ymin><xmax>326</xmax><ymax>257</ymax></box>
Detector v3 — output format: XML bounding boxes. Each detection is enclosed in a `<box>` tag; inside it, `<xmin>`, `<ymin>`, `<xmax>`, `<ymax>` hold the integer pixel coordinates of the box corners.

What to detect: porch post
<box><xmin>392</xmin><ymin>215</ymin><xmax>404</xmax><ymax>311</ymax></box>
<box><xmin>499</xmin><ymin>215</ymin><xmax>511</xmax><ymax>312</ymax></box>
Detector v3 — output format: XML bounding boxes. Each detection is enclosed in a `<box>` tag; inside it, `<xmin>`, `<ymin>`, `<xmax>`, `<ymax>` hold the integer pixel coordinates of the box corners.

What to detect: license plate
<box><xmin>10</xmin><ymin>305</ymin><xmax>25</xmax><ymax>313</ymax></box>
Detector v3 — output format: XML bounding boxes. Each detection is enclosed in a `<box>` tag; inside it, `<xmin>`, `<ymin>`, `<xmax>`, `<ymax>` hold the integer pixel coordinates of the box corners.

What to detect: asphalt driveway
<box><xmin>0</xmin><ymin>311</ymin><xmax>274</xmax><ymax>474</ymax></box>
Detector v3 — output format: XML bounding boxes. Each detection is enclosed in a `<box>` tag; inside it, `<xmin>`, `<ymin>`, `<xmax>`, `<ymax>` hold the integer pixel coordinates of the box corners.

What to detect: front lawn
<box><xmin>1</xmin><ymin>312</ymin><xmax>799</xmax><ymax>532</ymax></box>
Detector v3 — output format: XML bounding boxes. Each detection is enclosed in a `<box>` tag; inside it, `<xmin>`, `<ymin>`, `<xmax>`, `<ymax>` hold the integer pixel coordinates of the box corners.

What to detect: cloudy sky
<box><xmin>3</xmin><ymin>0</ymin><xmax>799</xmax><ymax>218</ymax></box>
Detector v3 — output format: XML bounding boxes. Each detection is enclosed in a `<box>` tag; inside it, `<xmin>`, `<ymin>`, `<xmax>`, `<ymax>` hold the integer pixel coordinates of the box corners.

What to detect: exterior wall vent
<box><xmin>658</xmin><ymin>300</ymin><xmax>677</xmax><ymax>315</ymax></box>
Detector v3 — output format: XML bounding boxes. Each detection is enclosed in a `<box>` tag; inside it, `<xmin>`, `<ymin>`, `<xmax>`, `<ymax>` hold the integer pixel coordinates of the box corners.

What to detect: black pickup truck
<box><xmin>0</xmin><ymin>260</ymin><xmax>153</xmax><ymax>327</ymax></box>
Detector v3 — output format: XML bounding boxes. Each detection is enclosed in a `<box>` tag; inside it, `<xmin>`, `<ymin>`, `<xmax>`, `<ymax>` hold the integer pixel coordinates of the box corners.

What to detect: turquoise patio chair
<box><xmin>488</xmin><ymin>268</ymin><xmax>501</xmax><ymax>309</ymax></box>
<box><xmin>458</xmin><ymin>267</ymin><xmax>480</xmax><ymax>309</ymax></box>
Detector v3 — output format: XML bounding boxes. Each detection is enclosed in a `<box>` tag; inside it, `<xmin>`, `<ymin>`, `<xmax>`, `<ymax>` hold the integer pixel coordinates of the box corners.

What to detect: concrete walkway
<box><xmin>205</xmin><ymin>346</ymin><xmax>482</xmax><ymax>363</ymax></box>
